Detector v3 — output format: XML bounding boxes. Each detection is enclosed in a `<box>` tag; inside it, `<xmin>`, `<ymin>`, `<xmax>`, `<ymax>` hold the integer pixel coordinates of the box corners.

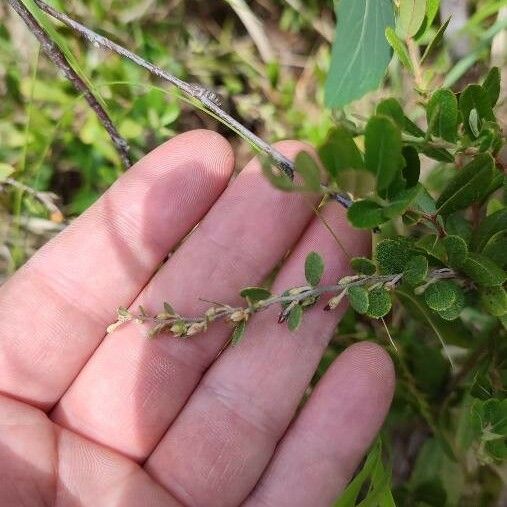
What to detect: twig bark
<box><xmin>7</xmin><ymin>0</ymin><xmax>131</xmax><ymax>169</ymax></box>
<box><xmin>33</xmin><ymin>0</ymin><xmax>296</xmax><ymax>178</ymax></box>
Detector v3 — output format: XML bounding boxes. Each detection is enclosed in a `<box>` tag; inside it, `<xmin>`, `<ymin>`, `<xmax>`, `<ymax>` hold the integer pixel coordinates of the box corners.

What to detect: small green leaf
<box><xmin>325</xmin><ymin>0</ymin><xmax>395</xmax><ymax>107</ymax></box>
<box><xmin>436</xmin><ymin>154</ymin><xmax>495</xmax><ymax>216</ymax></box>
<box><xmin>446</xmin><ymin>213</ymin><xmax>472</xmax><ymax>243</ymax></box>
<box><xmin>437</xmin><ymin>288</ymin><xmax>465</xmax><ymax>321</ymax></box>
<box><xmin>421</xmin><ymin>17</ymin><xmax>450</xmax><ymax>63</ymax></box>
<box><xmin>417</xmin><ymin>144</ymin><xmax>454</xmax><ymax>163</ymax></box>
<box><xmin>416</xmin><ymin>234</ymin><xmax>446</xmax><ymax>263</ymax></box>
<box><xmin>348</xmin><ymin>199</ymin><xmax>388</xmax><ymax>229</ymax></box>
<box><xmin>462</xmin><ymin>253</ymin><xmax>507</xmax><ymax>287</ymax></box>
<box><xmin>383</xmin><ymin>184</ymin><xmax>422</xmax><ymax>219</ymax></box>
<box><xmin>305</xmin><ymin>251</ymin><xmax>325</xmax><ymax>286</ymax></box>
<box><xmin>0</xmin><ymin>163</ymin><xmax>14</xmax><ymax>182</ymax></box>
<box><xmin>287</xmin><ymin>304</ymin><xmax>303</xmax><ymax>332</ymax></box>
<box><xmin>472</xmin><ymin>209</ymin><xmax>507</xmax><ymax>252</ymax></box>
<box><xmin>351</xmin><ymin>257</ymin><xmax>377</xmax><ymax>276</ymax></box>
<box><xmin>365</xmin><ymin>115</ymin><xmax>404</xmax><ymax>192</ymax></box>
<box><xmin>376</xmin><ymin>98</ymin><xmax>405</xmax><ymax>128</ymax></box>
<box><xmin>240</xmin><ymin>287</ymin><xmax>272</xmax><ymax>304</ymax></box>
<box><xmin>403</xmin><ymin>255</ymin><xmax>429</xmax><ymax>286</ymax></box>
<box><xmin>483</xmin><ymin>231</ymin><xmax>507</xmax><ymax>268</ymax></box>
<box><xmin>426</xmin><ymin>89</ymin><xmax>458</xmax><ymax>142</ymax></box>
<box><xmin>347</xmin><ymin>286</ymin><xmax>370</xmax><ymax>314</ymax></box>
<box><xmin>482</xmin><ymin>66</ymin><xmax>501</xmax><ymax>107</ymax></box>
<box><xmin>231</xmin><ymin>320</ymin><xmax>247</xmax><ymax>346</ymax></box>
<box><xmin>443</xmin><ymin>235</ymin><xmax>468</xmax><ymax>269</ymax></box>
<box><xmin>318</xmin><ymin>127</ymin><xmax>363</xmax><ymax>181</ymax></box>
<box><xmin>294</xmin><ymin>151</ymin><xmax>321</xmax><ymax>192</ymax></box>
<box><xmin>426</xmin><ymin>0</ymin><xmax>441</xmax><ymax>26</ymax></box>
<box><xmin>398</xmin><ymin>0</ymin><xmax>427</xmax><ymax>38</ymax></box>
<box><xmin>385</xmin><ymin>27</ymin><xmax>413</xmax><ymax>70</ymax></box>
<box><xmin>479</xmin><ymin>286</ymin><xmax>507</xmax><ymax>317</ymax></box>
<box><xmin>459</xmin><ymin>84</ymin><xmax>496</xmax><ymax>138</ymax></box>
<box><xmin>367</xmin><ymin>287</ymin><xmax>392</xmax><ymax>318</ymax></box>
<box><xmin>376</xmin><ymin>237</ymin><xmax>413</xmax><ymax>274</ymax></box>
<box><xmin>402</xmin><ymin>146</ymin><xmax>421</xmax><ymax>187</ymax></box>
<box><xmin>424</xmin><ymin>281</ymin><xmax>460</xmax><ymax>311</ymax></box>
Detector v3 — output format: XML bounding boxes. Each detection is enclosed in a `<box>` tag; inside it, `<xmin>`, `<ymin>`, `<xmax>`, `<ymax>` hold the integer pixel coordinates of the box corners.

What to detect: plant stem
<box><xmin>108</xmin><ymin>269</ymin><xmax>457</xmax><ymax>338</ymax></box>
<box><xmin>33</xmin><ymin>0</ymin><xmax>296</xmax><ymax>178</ymax></box>
<box><xmin>8</xmin><ymin>0</ymin><xmax>131</xmax><ymax>169</ymax></box>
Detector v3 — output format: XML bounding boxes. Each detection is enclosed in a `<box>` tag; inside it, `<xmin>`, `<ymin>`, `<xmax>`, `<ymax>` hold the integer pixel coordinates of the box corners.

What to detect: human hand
<box><xmin>0</xmin><ymin>130</ymin><xmax>394</xmax><ymax>507</ymax></box>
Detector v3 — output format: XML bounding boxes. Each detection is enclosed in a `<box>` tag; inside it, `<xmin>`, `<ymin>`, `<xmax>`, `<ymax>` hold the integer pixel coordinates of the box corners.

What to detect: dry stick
<box><xmin>34</xmin><ymin>0</ymin><xmax>296</xmax><ymax>178</ymax></box>
<box><xmin>8</xmin><ymin>0</ymin><xmax>131</xmax><ymax>169</ymax></box>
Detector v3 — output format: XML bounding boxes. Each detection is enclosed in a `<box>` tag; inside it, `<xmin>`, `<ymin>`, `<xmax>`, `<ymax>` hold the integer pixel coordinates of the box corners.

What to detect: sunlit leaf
<box><xmin>325</xmin><ymin>0</ymin><xmax>395</xmax><ymax>107</ymax></box>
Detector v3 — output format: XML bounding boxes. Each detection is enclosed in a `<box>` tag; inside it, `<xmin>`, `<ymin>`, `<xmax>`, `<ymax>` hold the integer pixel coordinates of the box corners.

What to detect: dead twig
<box><xmin>7</xmin><ymin>0</ymin><xmax>131</xmax><ymax>169</ymax></box>
<box><xmin>33</xmin><ymin>0</ymin><xmax>296</xmax><ymax>178</ymax></box>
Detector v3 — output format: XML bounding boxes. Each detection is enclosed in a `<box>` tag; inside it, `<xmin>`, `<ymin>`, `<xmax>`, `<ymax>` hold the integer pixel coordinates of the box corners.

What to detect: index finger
<box><xmin>0</xmin><ymin>129</ymin><xmax>234</xmax><ymax>409</ymax></box>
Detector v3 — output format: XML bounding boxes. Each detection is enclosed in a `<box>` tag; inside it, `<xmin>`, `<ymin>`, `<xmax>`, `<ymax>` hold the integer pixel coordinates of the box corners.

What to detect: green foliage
<box><xmin>305</xmin><ymin>251</ymin><xmax>324</xmax><ymax>286</ymax></box>
<box><xmin>398</xmin><ymin>0</ymin><xmax>426</xmax><ymax>38</ymax></box>
<box><xmin>287</xmin><ymin>304</ymin><xmax>303</xmax><ymax>331</ymax></box>
<box><xmin>424</xmin><ymin>281</ymin><xmax>461</xmax><ymax>312</ymax></box>
<box><xmin>240</xmin><ymin>287</ymin><xmax>272</xmax><ymax>304</ymax></box>
<box><xmin>325</xmin><ymin>0</ymin><xmax>395</xmax><ymax>108</ymax></box>
<box><xmin>351</xmin><ymin>257</ymin><xmax>376</xmax><ymax>276</ymax></box>
<box><xmin>376</xmin><ymin>238</ymin><xmax>413</xmax><ymax>275</ymax></box>
<box><xmin>403</xmin><ymin>255</ymin><xmax>428</xmax><ymax>287</ymax></box>
<box><xmin>462</xmin><ymin>253</ymin><xmax>507</xmax><ymax>287</ymax></box>
<box><xmin>347</xmin><ymin>286</ymin><xmax>369</xmax><ymax>315</ymax></box>
<box><xmin>366</xmin><ymin>287</ymin><xmax>392</xmax><ymax>318</ymax></box>
<box><xmin>426</xmin><ymin>89</ymin><xmax>458</xmax><ymax>142</ymax></box>
<box><xmin>364</xmin><ymin>115</ymin><xmax>404</xmax><ymax>192</ymax></box>
<box><xmin>442</xmin><ymin>235</ymin><xmax>468</xmax><ymax>269</ymax></box>
<box><xmin>436</xmin><ymin>154</ymin><xmax>496</xmax><ymax>216</ymax></box>
<box><xmin>231</xmin><ymin>320</ymin><xmax>246</xmax><ymax>346</ymax></box>
<box><xmin>4</xmin><ymin>0</ymin><xmax>507</xmax><ymax>504</ymax></box>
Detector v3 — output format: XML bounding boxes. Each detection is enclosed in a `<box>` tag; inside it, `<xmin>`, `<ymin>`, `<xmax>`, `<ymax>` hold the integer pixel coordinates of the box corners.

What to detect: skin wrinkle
<box><xmin>0</xmin><ymin>133</ymin><xmax>396</xmax><ymax>506</ymax></box>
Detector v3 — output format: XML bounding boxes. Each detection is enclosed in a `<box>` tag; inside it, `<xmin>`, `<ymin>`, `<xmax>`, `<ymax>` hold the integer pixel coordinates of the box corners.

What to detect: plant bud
<box><xmin>325</xmin><ymin>291</ymin><xmax>346</xmax><ymax>310</ymax></box>
<box><xmin>170</xmin><ymin>322</ymin><xmax>187</xmax><ymax>337</ymax></box>
<box><xmin>186</xmin><ymin>321</ymin><xmax>207</xmax><ymax>336</ymax></box>
<box><xmin>229</xmin><ymin>309</ymin><xmax>249</xmax><ymax>322</ymax></box>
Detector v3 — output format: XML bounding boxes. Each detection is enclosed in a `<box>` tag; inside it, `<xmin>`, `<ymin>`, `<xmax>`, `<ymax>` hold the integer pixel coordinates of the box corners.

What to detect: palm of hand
<box><xmin>0</xmin><ymin>131</ymin><xmax>394</xmax><ymax>507</ymax></box>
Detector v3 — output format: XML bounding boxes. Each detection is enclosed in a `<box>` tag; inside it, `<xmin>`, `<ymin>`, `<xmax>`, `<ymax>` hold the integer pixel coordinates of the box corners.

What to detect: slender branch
<box><xmin>107</xmin><ymin>268</ymin><xmax>457</xmax><ymax>338</ymax></box>
<box><xmin>8</xmin><ymin>0</ymin><xmax>131</xmax><ymax>169</ymax></box>
<box><xmin>33</xmin><ymin>0</ymin><xmax>295</xmax><ymax>178</ymax></box>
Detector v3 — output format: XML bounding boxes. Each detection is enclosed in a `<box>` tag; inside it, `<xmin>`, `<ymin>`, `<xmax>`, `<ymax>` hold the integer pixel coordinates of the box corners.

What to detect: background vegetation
<box><xmin>1</xmin><ymin>0</ymin><xmax>507</xmax><ymax>505</ymax></box>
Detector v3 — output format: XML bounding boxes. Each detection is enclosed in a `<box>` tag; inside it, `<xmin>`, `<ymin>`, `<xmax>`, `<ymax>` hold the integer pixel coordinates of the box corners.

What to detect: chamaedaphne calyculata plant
<box><xmin>5</xmin><ymin>0</ymin><xmax>507</xmax><ymax>503</ymax></box>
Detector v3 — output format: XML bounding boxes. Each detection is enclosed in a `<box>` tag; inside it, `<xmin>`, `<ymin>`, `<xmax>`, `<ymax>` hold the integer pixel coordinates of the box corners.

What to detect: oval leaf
<box><xmin>365</xmin><ymin>115</ymin><xmax>404</xmax><ymax>191</ymax></box>
<box><xmin>427</xmin><ymin>89</ymin><xmax>458</xmax><ymax>142</ymax></box>
<box><xmin>347</xmin><ymin>286</ymin><xmax>370</xmax><ymax>314</ymax></box>
<box><xmin>479</xmin><ymin>286</ymin><xmax>507</xmax><ymax>317</ymax></box>
<box><xmin>398</xmin><ymin>0</ymin><xmax>427</xmax><ymax>38</ymax></box>
<box><xmin>348</xmin><ymin>199</ymin><xmax>388</xmax><ymax>229</ymax></box>
<box><xmin>287</xmin><ymin>304</ymin><xmax>303</xmax><ymax>332</ymax></box>
<box><xmin>305</xmin><ymin>251</ymin><xmax>324</xmax><ymax>286</ymax></box>
<box><xmin>325</xmin><ymin>0</ymin><xmax>395</xmax><ymax>107</ymax></box>
<box><xmin>366</xmin><ymin>287</ymin><xmax>392</xmax><ymax>318</ymax></box>
<box><xmin>443</xmin><ymin>235</ymin><xmax>468</xmax><ymax>269</ymax></box>
<box><xmin>231</xmin><ymin>320</ymin><xmax>247</xmax><ymax>346</ymax></box>
<box><xmin>403</xmin><ymin>255</ymin><xmax>429</xmax><ymax>286</ymax></box>
<box><xmin>424</xmin><ymin>281</ymin><xmax>460</xmax><ymax>311</ymax></box>
<box><xmin>351</xmin><ymin>257</ymin><xmax>377</xmax><ymax>275</ymax></box>
<box><xmin>462</xmin><ymin>253</ymin><xmax>507</xmax><ymax>287</ymax></box>
<box><xmin>240</xmin><ymin>287</ymin><xmax>272</xmax><ymax>304</ymax></box>
<box><xmin>436</xmin><ymin>154</ymin><xmax>495</xmax><ymax>216</ymax></box>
